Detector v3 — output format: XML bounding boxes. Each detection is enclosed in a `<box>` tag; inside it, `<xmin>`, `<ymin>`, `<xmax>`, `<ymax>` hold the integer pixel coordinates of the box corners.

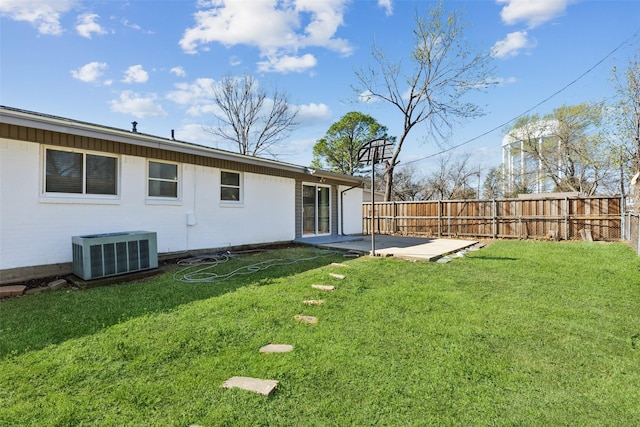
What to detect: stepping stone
<box><xmin>0</xmin><ymin>285</ymin><xmax>27</xmax><ymax>298</ymax></box>
<box><xmin>329</xmin><ymin>273</ymin><xmax>345</xmax><ymax>279</ymax></box>
<box><xmin>259</xmin><ymin>344</ymin><xmax>293</xmax><ymax>353</ymax></box>
<box><xmin>331</xmin><ymin>262</ymin><xmax>349</xmax><ymax>267</ymax></box>
<box><xmin>303</xmin><ymin>299</ymin><xmax>324</xmax><ymax>306</ymax></box>
<box><xmin>294</xmin><ymin>314</ymin><xmax>318</xmax><ymax>324</ymax></box>
<box><xmin>312</xmin><ymin>284</ymin><xmax>335</xmax><ymax>291</ymax></box>
<box><xmin>48</xmin><ymin>279</ymin><xmax>68</xmax><ymax>290</ymax></box>
<box><xmin>222</xmin><ymin>376</ymin><xmax>278</xmax><ymax>396</ymax></box>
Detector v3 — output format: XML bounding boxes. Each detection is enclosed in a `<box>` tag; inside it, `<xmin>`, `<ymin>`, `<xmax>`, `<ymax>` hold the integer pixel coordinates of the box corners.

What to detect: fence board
<box><xmin>363</xmin><ymin>196</ymin><xmax>622</xmax><ymax>241</ymax></box>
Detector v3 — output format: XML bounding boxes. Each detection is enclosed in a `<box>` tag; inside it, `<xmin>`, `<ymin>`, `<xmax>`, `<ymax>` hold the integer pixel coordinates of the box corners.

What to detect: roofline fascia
<box><xmin>0</xmin><ymin>107</ymin><xmax>304</xmax><ymax>175</ymax></box>
<box><xmin>0</xmin><ymin>106</ymin><xmax>366</xmax><ymax>185</ymax></box>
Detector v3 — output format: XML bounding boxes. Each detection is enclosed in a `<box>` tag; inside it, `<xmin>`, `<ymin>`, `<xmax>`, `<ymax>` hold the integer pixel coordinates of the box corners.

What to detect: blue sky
<box><xmin>1</xmin><ymin>0</ymin><xmax>639</xmax><ymax>178</ymax></box>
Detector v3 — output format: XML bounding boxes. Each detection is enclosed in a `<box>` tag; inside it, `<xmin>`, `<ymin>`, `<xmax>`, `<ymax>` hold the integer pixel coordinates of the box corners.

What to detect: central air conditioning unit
<box><xmin>72</xmin><ymin>231</ymin><xmax>158</xmax><ymax>280</ymax></box>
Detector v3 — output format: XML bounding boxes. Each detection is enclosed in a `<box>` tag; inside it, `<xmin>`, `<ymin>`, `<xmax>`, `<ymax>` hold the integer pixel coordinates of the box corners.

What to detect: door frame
<box><xmin>302</xmin><ymin>183</ymin><xmax>332</xmax><ymax>236</ymax></box>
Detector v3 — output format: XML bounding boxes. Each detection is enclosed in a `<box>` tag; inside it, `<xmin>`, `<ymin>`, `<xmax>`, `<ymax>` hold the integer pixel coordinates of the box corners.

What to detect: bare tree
<box><xmin>208</xmin><ymin>74</ymin><xmax>299</xmax><ymax>157</ymax></box>
<box><xmin>423</xmin><ymin>153</ymin><xmax>480</xmax><ymax>200</ymax></box>
<box><xmin>393</xmin><ymin>165</ymin><xmax>426</xmax><ymax>201</ymax></box>
<box><xmin>611</xmin><ymin>50</ymin><xmax>640</xmax><ymax>208</ymax></box>
<box><xmin>482</xmin><ymin>167</ymin><xmax>504</xmax><ymax>199</ymax></box>
<box><xmin>354</xmin><ymin>1</ymin><xmax>493</xmax><ymax>201</ymax></box>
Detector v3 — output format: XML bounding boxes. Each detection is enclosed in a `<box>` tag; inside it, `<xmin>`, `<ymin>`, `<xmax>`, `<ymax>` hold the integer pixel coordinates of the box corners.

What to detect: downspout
<box><xmin>340</xmin><ymin>183</ymin><xmax>363</xmax><ymax>235</ymax></box>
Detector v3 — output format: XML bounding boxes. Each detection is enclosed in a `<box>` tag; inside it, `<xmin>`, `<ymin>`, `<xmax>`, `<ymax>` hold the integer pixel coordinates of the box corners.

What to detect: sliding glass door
<box><xmin>303</xmin><ymin>184</ymin><xmax>330</xmax><ymax>236</ymax></box>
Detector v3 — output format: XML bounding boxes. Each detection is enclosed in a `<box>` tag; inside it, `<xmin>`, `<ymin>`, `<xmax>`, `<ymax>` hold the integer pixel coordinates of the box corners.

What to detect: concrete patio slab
<box><xmin>314</xmin><ymin>235</ymin><xmax>478</xmax><ymax>261</ymax></box>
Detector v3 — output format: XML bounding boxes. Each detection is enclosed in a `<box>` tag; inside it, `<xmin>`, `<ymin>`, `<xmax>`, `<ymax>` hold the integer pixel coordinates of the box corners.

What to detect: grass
<box><xmin>1</xmin><ymin>241</ymin><xmax>639</xmax><ymax>426</ymax></box>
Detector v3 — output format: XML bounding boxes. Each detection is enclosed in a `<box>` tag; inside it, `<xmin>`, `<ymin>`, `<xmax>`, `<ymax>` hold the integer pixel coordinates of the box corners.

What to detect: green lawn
<box><xmin>1</xmin><ymin>241</ymin><xmax>639</xmax><ymax>426</ymax></box>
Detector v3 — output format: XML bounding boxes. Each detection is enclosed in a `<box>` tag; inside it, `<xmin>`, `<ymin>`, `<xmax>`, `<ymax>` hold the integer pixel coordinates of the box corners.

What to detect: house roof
<box><xmin>0</xmin><ymin>105</ymin><xmax>365</xmax><ymax>185</ymax></box>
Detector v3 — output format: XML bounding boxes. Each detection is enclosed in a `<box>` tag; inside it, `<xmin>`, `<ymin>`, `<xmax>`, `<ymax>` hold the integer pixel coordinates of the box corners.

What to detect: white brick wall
<box><xmin>0</xmin><ymin>139</ymin><xmax>296</xmax><ymax>270</ymax></box>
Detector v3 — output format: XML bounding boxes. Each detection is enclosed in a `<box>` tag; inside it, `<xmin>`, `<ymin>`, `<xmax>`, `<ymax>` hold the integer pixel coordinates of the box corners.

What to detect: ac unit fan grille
<box><xmin>72</xmin><ymin>231</ymin><xmax>157</xmax><ymax>280</ymax></box>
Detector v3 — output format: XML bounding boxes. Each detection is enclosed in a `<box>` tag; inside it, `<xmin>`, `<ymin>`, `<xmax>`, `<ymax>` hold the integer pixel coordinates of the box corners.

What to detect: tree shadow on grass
<box><xmin>0</xmin><ymin>248</ymin><xmax>346</xmax><ymax>359</ymax></box>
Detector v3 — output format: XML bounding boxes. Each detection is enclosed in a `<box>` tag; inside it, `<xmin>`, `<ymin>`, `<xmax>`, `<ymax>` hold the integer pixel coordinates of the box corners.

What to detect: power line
<box><xmin>403</xmin><ymin>27</ymin><xmax>640</xmax><ymax>166</ymax></box>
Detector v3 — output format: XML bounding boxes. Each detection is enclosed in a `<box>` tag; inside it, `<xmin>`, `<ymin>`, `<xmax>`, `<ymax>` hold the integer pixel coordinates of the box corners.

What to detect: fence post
<box><xmin>518</xmin><ymin>199</ymin><xmax>522</xmax><ymax>239</ymax></box>
<box><xmin>492</xmin><ymin>199</ymin><xmax>497</xmax><ymax>238</ymax></box>
<box><xmin>393</xmin><ymin>201</ymin><xmax>397</xmax><ymax>234</ymax></box>
<box><xmin>438</xmin><ymin>200</ymin><xmax>442</xmax><ymax>237</ymax></box>
<box><xmin>447</xmin><ymin>201</ymin><xmax>451</xmax><ymax>236</ymax></box>
<box><xmin>564</xmin><ymin>197</ymin><xmax>569</xmax><ymax>240</ymax></box>
<box><xmin>620</xmin><ymin>195</ymin><xmax>625</xmax><ymax>241</ymax></box>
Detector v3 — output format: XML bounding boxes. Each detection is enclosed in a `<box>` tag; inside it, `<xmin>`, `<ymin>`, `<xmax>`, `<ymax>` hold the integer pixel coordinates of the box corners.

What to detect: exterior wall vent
<box><xmin>72</xmin><ymin>231</ymin><xmax>158</xmax><ymax>280</ymax></box>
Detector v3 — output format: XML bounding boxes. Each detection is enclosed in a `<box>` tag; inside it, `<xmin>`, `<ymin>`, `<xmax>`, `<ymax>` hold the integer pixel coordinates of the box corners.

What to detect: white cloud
<box><xmin>497</xmin><ymin>0</ymin><xmax>573</xmax><ymax>28</ymax></box>
<box><xmin>166</xmin><ymin>78</ymin><xmax>217</xmax><ymax>106</ymax></box>
<box><xmin>173</xmin><ymin>123</ymin><xmax>217</xmax><ymax>145</ymax></box>
<box><xmin>186</xmin><ymin>103</ymin><xmax>221</xmax><ymax>117</ymax></box>
<box><xmin>120</xmin><ymin>18</ymin><xmax>153</xmax><ymax>34</ymax></box>
<box><xmin>491</xmin><ymin>31</ymin><xmax>536</xmax><ymax>59</ymax></box>
<box><xmin>76</xmin><ymin>12</ymin><xmax>106</xmax><ymax>38</ymax></box>
<box><xmin>122</xmin><ymin>65</ymin><xmax>149</xmax><ymax>84</ymax></box>
<box><xmin>0</xmin><ymin>0</ymin><xmax>77</xmax><ymax>35</ymax></box>
<box><xmin>179</xmin><ymin>0</ymin><xmax>352</xmax><ymax>73</ymax></box>
<box><xmin>167</xmin><ymin>77</ymin><xmax>330</xmax><ymax>129</ymax></box>
<box><xmin>297</xmin><ymin>102</ymin><xmax>332</xmax><ymax>126</ymax></box>
<box><xmin>109</xmin><ymin>90</ymin><xmax>167</xmax><ymax>118</ymax></box>
<box><xmin>378</xmin><ymin>0</ymin><xmax>393</xmax><ymax>16</ymax></box>
<box><xmin>121</xmin><ymin>18</ymin><xmax>141</xmax><ymax>31</ymax></box>
<box><xmin>358</xmin><ymin>90</ymin><xmax>379</xmax><ymax>104</ymax></box>
<box><xmin>257</xmin><ymin>53</ymin><xmax>317</xmax><ymax>73</ymax></box>
<box><xmin>170</xmin><ymin>66</ymin><xmax>186</xmax><ymax>77</ymax></box>
<box><xmin>70</xmin><ymin>61</ymin><xmax>107</xmax><ymax>83</ymax></box>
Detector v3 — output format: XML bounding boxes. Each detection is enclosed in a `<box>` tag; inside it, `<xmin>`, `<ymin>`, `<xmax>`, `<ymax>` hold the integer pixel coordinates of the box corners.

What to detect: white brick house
<box><xmin>0</xmin><ymin>106</ymin><xmax>364</xmax><ymax>283</ymax></box>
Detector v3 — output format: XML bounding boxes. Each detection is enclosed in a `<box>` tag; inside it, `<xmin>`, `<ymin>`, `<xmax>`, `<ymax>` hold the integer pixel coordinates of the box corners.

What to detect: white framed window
<box><xmin>148</xmin><ymin>160</ymin><xmax>179</xmax><ymax>198</ymax></box>
<box><xmin>44</xmin><ymin>147</ymin><xmax>118</xmax><ymax>196</ymax></box>
<box><xmin>220</xmin><ymin>170</ymin><xmax>242</xmax><ymax>202</ymax></box>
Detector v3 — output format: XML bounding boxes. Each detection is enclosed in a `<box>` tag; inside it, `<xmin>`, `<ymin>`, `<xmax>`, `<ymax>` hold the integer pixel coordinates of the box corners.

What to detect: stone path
<box><xmin>0</xmin><ymin>277</ymin><xmax>71</xmax><ymax>299</ymax></box>
<box><xmin>222</xmin><ymin>262</ymin><xmax>350</xmax><ymax>396</ymax></box>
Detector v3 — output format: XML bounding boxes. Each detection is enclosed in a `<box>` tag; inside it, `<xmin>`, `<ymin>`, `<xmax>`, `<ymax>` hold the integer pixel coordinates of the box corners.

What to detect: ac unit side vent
<box><xmin>72</xmin><ymin>231</ymin><xmax>158</xmax><ymax>280</ymax></box>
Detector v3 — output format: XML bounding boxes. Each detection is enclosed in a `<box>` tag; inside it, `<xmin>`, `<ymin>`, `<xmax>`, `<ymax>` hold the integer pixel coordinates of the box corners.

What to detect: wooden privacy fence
<box><xmin>363</xmin><ymin>196</ymin><xmax>623</xmax><ymax>241</ymax></box>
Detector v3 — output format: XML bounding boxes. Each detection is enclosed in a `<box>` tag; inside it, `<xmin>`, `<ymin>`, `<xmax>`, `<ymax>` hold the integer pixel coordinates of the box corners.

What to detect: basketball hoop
<box><xmin>359</xmin><ymin>138</ymin><xmax>394</xmax><ymax>256</ymax></box>
<box><xmin>358</xmin><ymin>138</ymin><xmax>394</xmax><ymax>165</ymax></box>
